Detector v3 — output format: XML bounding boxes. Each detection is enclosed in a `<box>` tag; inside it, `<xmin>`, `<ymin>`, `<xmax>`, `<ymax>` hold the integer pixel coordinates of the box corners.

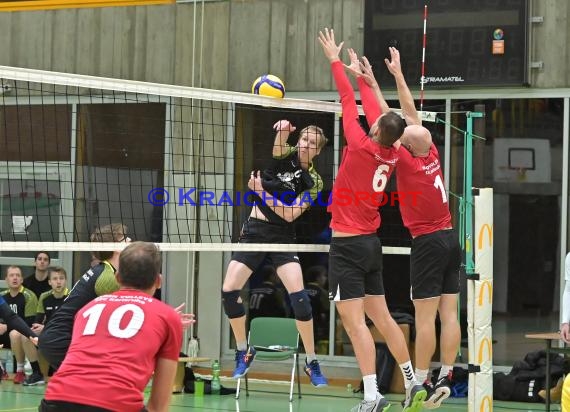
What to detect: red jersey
<box><xmin>328</xmin><ymin>61</ymin><xmax>398</xmax><ymax>234</ymax></box>
<box><xmin>396</xmin><ymin>144</ymin><xmax>452</xmax><ymax>237</ymax></box>
<box><xmin>45</xmin><ymin>290</ymin><xmax>182</xmax><ymax>412</ymax></box>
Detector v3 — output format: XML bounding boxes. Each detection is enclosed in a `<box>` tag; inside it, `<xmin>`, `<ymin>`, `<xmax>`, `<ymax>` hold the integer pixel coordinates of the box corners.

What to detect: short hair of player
<box><xmin>4</xmin><ymin>265</ymin><xmax>22</xmax><ymax>279</ymax></box>
<box><xmin>47</xmin><ymin>266</ymin><xmax>67</xmax><ymax>280</ymax></box>
<box><xmin>35</xmin><ymin>251</ymin><xmax>51</xmax><ymax>262</ymax></box>
<box><xmin>377</xmin><ymin>111</ymin><xmax>406</xmax><ymax>147</ymax></box>
<box><xmin>118</xmin><ymin>242</ymin><xmax>161</xmax><ymax>290</ymax></box>
<box><xmin>90</xmin><ymin>223</ymin><xmax>128</xmax><ymax>261</ymax></box>
<box><xmin>299</xmin><ymin>125</ymin><xmax>328</xmax><ymax>150</ymax></box>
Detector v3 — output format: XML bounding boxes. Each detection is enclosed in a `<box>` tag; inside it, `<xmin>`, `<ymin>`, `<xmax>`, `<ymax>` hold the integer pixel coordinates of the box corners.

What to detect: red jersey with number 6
<box><xmin>396</xmin><ymin>144</ymin><xmax>452</xmax><ymax>237</ymax></box>
<box><xmin>328</xmin><ymin>61</ymin><xmax>399</xmax><ymax>234</ymax></box>
<box><xmin>45</xmin><ymin>290</ymin><xmax>182</xmax><ymax>412</ymax></box>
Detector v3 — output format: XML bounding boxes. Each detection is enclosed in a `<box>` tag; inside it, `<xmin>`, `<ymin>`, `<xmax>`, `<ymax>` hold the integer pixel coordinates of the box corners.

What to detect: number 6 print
<box><xmin>372</xmin><ymin>164</ymin><xmax>390</xmax><ymax>192</ymax></box>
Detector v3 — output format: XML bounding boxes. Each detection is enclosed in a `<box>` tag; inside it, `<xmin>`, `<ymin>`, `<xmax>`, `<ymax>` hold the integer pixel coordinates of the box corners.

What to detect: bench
<box><xmin>525</xmin><ymin>332</ymin><xmax>570</xmax><ymax>411</ymax></box>
<box><xmin>173</xmin><ymin>357</ymin><xmax>211</xmax><ymax>393</ymax></box>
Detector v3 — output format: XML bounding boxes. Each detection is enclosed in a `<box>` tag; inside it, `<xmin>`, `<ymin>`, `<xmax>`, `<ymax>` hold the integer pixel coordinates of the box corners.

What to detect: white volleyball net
<box><xmin>0</xmin><ymin>65</ymin><xmax>438</xmax><ymax>255</ymax></box>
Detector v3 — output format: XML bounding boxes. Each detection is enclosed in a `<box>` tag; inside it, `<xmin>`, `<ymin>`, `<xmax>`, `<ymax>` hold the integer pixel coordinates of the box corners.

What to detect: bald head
<box><xmin>402</xmin><ymin>125</ymin><xmax>432</xmax><ymax>156</ymax></box>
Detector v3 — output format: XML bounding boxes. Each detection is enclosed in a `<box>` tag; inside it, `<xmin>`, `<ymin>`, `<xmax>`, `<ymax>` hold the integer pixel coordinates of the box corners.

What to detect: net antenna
<box><xmin>420</xmin><ymin>3</ymin><xmax>428</xmax><ymax>113</ymax></box>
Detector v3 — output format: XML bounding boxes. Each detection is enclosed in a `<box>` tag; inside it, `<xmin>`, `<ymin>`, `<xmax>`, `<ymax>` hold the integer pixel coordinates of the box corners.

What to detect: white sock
<box><xmin>439</xmin><ymin>365</ymin><xmax>453</xmax><ymax>380</ymax></box>
<box><xmin>306</xmin><ymin>353</ymin><xmax>317</xmax><ymax>364</ymax></box>
<box><xmin>16</xmin><ymin>363</ymin><xmax>25</xmax><ymax>372</ymax></box>
<box><xmin>415</xmin><ymin>368</ymin><xmax>429</xmax><ymax>384</ymax></box>
<box><xmin>363</xmin><ymin>374</ymin><xmax>378</xmax><ymax>401</ymax></box>
<box><xmin>236</xmin><ymin>341</ymin><xmax>248</xmax><ymax>351</ymax></box>
<box><xmin>399</xmin><ymin>361</ymin><xmax>416</xmax><ymax>389</ymax></box>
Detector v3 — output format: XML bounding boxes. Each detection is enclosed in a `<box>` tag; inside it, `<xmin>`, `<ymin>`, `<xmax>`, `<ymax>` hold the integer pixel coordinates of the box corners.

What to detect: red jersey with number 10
<box><xmin>396</xmin><ymin>144</ymin><xmax>452</xmax><ymax>237</ymax></box>
<box><xmin>45</xmin><ymin>290</ymin><xmax>182</xmax><ymax>412</ymax></box>
<box><xmin>328</xmin><ymin>61</ymin><xmax>399</xmax><ymax>234</ymax></box>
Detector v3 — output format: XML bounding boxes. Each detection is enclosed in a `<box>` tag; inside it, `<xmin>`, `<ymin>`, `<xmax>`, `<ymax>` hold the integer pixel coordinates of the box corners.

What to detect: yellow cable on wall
<box><xmin>0</xmin><ymin>0</ymin><xmax>173</xmax><ymax>12</ymax></box>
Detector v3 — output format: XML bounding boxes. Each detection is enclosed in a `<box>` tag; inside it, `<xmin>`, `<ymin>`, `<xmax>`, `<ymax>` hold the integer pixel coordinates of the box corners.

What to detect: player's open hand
<box><xmin>248</xmin><ymin>170</ymin><xmax>263</xmax><ymax>193</ymax></box>
<box><xmin>344</xmin><ymin>48</ymin><xmax>362</xmax><ymax>78</ymax></box>
<box><xmin>359</xmin><ymin>56</ymin><xmax>380</xmax><ymax>88</ymax></box>
<box><xmin>384</xmin><ymin>46</ymin><xmax>402</xmax><ymax>76</ymax></box>
<box><xmin>318</xmin><ymin>28</ymin><xmax>343</xmax><ymax>63</ymax></box>
<box><xmin>174</xmin><ymin>303</ymin><xmax>196</xmax><ymax>331</ymax></box>
<box><xmin>273</xmin><ymin>120</ymin><xmax>295</xmax><ymax>133</ymax></box>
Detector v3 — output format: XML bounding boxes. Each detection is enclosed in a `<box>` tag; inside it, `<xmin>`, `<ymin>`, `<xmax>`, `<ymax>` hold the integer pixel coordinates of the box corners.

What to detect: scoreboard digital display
<box><xmin>364</xmin><ymin>0</ymin><xmax>529</xmax><ymax>87</ymax></box>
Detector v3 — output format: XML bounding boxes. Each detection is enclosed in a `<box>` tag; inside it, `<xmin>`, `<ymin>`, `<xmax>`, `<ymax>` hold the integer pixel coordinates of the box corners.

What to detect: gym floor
<box><xmin>0</xmin><ymin>379</ymin><xmax>559</xmax><ymax>412</ymax></box>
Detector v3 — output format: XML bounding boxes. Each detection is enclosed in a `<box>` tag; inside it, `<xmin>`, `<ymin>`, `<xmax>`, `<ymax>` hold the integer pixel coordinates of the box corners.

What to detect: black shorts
<box><xmin>0</xmin><ymin>331</ymin><xmax>11</xmax><ymax>349</ymax></box>
<box><xmin>410</xmin><ymin>229</ymin><xmax>461</xmax><ymax>300</ymax></box>
<box><xmin>328</xmin><ymin>234</ymin><xmax>384</xmax><ymax>301</ymax></box>
<box><xmin>39</xmin><ymin>400</ymin><xmax>149</xmax><ymax>412</ymax></box>
<box><xmin>231</xmin><ymin>218</ymin><xmax>299</xmax><ymax>271</ymax></box>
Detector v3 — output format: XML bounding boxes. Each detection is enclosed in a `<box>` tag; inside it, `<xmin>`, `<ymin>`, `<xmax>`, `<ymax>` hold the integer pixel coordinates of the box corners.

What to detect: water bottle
<box><xmin>6</xmin><ymin>351</ymin><xmax>13</xmax><ymax>374</ymax></box>
<box><xmin>211</xmin><ymin>360</ymin><xmax>221</xmax><ymax>394</ymax></box>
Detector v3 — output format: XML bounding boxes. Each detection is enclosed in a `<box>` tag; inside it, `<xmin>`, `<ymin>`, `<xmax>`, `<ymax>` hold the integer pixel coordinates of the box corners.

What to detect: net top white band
<box><xmin>0</xmin><ymin>65</ymin><xmax>437</xmax><ymax>122</ymax></box>
<box><xmin>0</xmin><ymin>241</ymin><xmax>410</xmax><ymax>254</ymax></box>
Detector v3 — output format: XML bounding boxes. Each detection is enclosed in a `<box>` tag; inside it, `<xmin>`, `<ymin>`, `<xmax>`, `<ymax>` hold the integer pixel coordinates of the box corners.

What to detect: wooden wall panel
<box><xmin>200</xmin><ymin>2</ymin><xmax>230</xmax><ymax>90</ymax></box>
<box><xmin>284</xmin><ymin>2</ymin><xmax>308</xmax><ymax>91</ymax></box>
<box><xmin>2</xmin><ymin>1</ymin><xmax>570</xmax><ymax>90</ymax></box>
<box><xmin>76</xmin><ymin>9</ymin><xmax>102</xmax><ymax>76</ymax></box>
<box><xmin>228</xmin><ymin>1</ymin><xmax>272</xmax><ymax>92</ymax></box>
<box><xmin>0</xmin><ymin>14</ymin><xmax>12</xmax><ymax>65</ymax></box>
<box><xmin>0</xmin><ymin>105</ymin><xmax>72</xmax><ymax>161</ymax></box>
<box><xmin>144</xmin><ymin>5</ymin><xmax>175</xmax><ymax>83</ymax></box>
<box><xmin>268</xmin><ymin>2</ymin><xmax>287</xmax><ymax>84</ymax></box>
<box><xmin>52</xmin><ymin>9</ymin><xmax>79</xmax><ymax>74</ymax></box>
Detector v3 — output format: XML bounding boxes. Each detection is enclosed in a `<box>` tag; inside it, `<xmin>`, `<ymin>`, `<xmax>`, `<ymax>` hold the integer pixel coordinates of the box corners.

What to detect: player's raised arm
<box><xmin>318</xmin><ymin>28</ymin><xmax>365</xmax><ymax>147</ymax></box>
<box><xmin>385</xmin><ymin>46</ymin><xmax>420</xmax><ymax>126</ymax></box>
<box><xmin>272</xmin><ymin>120</ymin><xmax>296</xmax><ymax>158</ymax></box>
<box><xmin>361</xmin><ymin>56</ymin><xmax>390</xmax><ymax>115</ymax></box>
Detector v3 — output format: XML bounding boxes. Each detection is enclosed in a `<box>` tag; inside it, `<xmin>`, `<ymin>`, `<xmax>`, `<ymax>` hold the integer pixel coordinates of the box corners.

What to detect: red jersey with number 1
<box><xmin>45</xmin><ymin>290</ymin><xmax>182</xmax><ymax>412</ymax></box>
<box><xmin>328</xmin><ymin>61</ymin><xmax>399</xmax><ymax>234</ymax></box>
<box><xmin>396</xmin><ymin>144</ymin><xmax>452</xmax><ymax>237</ymax></box>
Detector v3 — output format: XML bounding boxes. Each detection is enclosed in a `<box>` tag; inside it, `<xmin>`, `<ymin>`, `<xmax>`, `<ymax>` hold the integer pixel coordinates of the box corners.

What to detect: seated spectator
<box><xmin>32</xmin><ymin>266</ymin><xmax>70</xmax><ymax>335</ymax></box>
<box><xmin>23</xmin><ymin>252</ymin><xmax>51</xmax><ymax>299</ymax></box>
<box><xmin>0</xmin><ymin>266</ymin><xmax>43</xmax><ymax>385</ymax></box>
<box><xmin>39</xmin><ymin>242</ymin><xmax>186</xmax><ymax>412</ymax></box>
<box><xmin>304</xmin><ymin>265</ymin><xmax>330</xmax><ymax>341</ymax></box>
<box><xmin>0</xmin><ymin>295</ymin><xmax>37</xmax><ymax>381</ymax></box>
<box><xmin>248</xmin><ymin>265</ymin><xmax>289</xmax><ymax>322</ymax></box>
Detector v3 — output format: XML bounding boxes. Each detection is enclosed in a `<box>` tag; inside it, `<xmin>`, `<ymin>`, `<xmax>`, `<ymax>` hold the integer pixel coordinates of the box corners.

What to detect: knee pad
<box><xmin>289</xmin><ymin>290</ymin><xmax>312</xmax><ymax>321</ymax></box>
<box><xmin>221</xmin><ymin>290</ymin><xmax>245</xmax><ymax>319</ymax></box>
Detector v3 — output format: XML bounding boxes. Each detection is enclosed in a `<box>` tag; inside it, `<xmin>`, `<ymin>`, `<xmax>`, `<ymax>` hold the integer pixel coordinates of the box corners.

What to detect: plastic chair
<box><xmin>235</xmin><ymin>317</ymin><xmax>301</xmax><ymax>402</ymax></box>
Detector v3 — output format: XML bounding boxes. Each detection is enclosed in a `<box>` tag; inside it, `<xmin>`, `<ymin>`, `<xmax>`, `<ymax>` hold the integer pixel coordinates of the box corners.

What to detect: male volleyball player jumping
<box><xmin>318</xmin><ymin>28</ymin><xmax>425</xmax><ymax>412</ymax></box>
<box><xmin>385</xmin><ymin>46</ymin><xmax>462</xmax><ymax>409</ymax></box>
<box><xmin>222</xmin><ymin>119</ymin><xmax>329</xmax><ymax>387</ymax></box>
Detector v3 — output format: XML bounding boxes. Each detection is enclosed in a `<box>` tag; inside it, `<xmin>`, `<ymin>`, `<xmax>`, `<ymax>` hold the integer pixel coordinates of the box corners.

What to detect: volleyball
<box><xmin>251</xmin><ymin>74</ymin><xmax>285</xmax><ymax>98</ymax></box>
